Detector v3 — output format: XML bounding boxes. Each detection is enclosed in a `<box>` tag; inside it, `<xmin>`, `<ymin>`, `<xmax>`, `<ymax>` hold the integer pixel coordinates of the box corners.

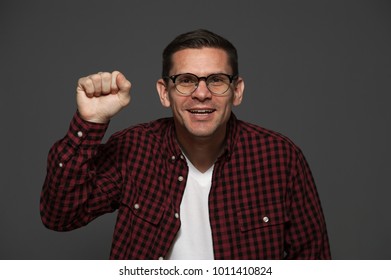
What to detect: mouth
<box><xmin>187</xmin><ymin>109</ymin><xmax>216</xmax><ymax>115</ymax></box>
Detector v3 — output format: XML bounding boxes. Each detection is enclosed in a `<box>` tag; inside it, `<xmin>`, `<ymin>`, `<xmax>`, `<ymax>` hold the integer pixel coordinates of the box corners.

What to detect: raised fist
<box><xmin>76</xmin><ymin>71</ymin><xmax>131</xmax><ymax>123</ymax></box>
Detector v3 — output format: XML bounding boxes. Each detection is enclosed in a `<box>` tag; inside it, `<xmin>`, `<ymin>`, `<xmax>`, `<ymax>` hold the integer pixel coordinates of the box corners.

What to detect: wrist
<box><xmin>76</xmin><ymin>110</ymin><xmax>111</xmax><ymax>125</ymax></box>
<box><xmin>77</xmin><ymin>110</ymin><xmax>111</xmax><ymax>124</ymax></box>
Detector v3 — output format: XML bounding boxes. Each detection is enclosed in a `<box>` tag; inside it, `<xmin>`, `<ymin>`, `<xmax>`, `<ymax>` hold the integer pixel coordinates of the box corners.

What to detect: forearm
<box><xmin>40</xmin><ymin>112</ymin><xmax>119</xmax><ymax>231</ymax></box>
<box><xmin>285</xmin><ymin>150</ymin><xmax>331</xmax><ymax>259</ymax></box>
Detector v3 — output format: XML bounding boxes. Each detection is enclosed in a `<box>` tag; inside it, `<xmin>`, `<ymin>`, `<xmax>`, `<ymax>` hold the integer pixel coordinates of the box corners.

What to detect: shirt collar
<box><xmin>223</xmin><ymin>113</ymin><xmax>240</xmax><ymax>160</ymax></box>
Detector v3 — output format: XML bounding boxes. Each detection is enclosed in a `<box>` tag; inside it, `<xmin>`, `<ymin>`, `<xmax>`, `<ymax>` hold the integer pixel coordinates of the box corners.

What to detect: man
<box><xmin>41</xmin><ymin>29</ymin><xmax>331</xmax><ymax>259</ymax></box>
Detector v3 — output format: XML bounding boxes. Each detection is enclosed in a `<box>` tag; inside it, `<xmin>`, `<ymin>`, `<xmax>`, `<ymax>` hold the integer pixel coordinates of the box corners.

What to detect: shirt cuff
<box><xmin>66</xmin><ymin>111</ymin><xmax>110</xmax><ymax>148</ymax></box>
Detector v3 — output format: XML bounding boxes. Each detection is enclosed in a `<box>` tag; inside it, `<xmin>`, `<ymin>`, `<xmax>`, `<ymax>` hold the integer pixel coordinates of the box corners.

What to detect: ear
<box><xmin>232</xmin><ymin>77</ymin><xmax>244</xmax><ymax>106</ymax></box>
<box><xmin>156</xmin><ymin>79</ymin><xmax>171</xmax><ymax>108</ymax></box>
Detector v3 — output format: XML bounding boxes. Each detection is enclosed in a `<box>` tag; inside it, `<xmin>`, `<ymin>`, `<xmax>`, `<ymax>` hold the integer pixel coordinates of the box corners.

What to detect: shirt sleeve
<box><xmin>40</xmin><ymin>112</ymin><xmax>123</xmax><ymax>231</ymax></box>
<box><xmin>284</xmin><ymin>148</ymin><xmax>332</xmax><ymax>259</ymax></box>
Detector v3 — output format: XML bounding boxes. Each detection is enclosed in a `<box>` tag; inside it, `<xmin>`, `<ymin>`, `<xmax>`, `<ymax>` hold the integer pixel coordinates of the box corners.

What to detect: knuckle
<box><xmin>79</xmin><ymin>78</ymin><xmax>94</xmax><ymax>94</ymax></box>
<box><xmin>90</xmin><ymin>74</ymin><xmax>101</xmax><ymax>82</ymax></box>
<box><xmin>78</xmin><ymin>77</ymin><xmax>85</xmax><ymax>84</ymax></box>
<box><xmin>101</xmin><ymin>72</ymin><xmax>111</xmax><ymax>79</ymax></box>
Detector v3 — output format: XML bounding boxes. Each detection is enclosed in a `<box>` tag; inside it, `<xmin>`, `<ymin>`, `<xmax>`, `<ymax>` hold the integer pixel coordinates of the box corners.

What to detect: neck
<box><xmin>176</xmin><ymin>130</ymin><xmax>226</xmax><ymax>173</ymax></box>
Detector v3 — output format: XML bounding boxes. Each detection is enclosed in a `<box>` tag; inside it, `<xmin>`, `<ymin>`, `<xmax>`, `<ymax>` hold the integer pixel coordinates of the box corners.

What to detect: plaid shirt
<box><xmin>41</xmin><ymin>112</ymin><xmax>331</xmax><ymax>259</ymax></box>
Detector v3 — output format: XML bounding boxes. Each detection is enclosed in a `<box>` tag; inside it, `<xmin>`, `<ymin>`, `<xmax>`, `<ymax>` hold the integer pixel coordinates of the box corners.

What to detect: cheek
<box><xmin>222</xmin><ymin>97</ymin><xmax>235</xmax><ymax>111</ymax></box>
<box><xmin>170</xmin><ymin>97</ymin><xmax>186</xmax><ymax>114</ymax></box>
<box><xmin>165</xmin><ymin>92</ymin><xmax>179</xmax><ymax>109</ymax></box>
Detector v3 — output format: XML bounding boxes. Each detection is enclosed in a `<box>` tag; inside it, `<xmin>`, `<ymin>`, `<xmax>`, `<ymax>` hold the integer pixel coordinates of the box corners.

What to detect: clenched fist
<box><xmin>76</xmin><ymin>71</ymin><xmax>131</xmax><ymax>123</ymax></box>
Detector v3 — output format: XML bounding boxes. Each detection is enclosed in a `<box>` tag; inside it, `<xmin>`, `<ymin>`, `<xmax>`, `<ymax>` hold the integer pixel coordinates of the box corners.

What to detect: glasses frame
<box><xmin>166</xmin><ymin>73</ymin><xmax>238</xmax><ymax>96</ymax></box>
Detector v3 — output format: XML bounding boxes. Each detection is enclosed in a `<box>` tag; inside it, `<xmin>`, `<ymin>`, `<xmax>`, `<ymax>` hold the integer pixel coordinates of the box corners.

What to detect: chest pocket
<box><xmin>122</xmin><ymin>191</ymin><xmax>166</xmax><ymax>225</ymax></box>
<box><xmin>237</xmin><ymin>202</ymin><xmax>287</xmax><ymax>232</ymax></box>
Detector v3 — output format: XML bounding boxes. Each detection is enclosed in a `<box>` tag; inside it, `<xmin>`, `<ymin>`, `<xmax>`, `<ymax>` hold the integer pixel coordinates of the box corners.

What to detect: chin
<box><xmin>186</xmin><ymin>124</ymin><xmax>221</xmax><ymax>138</ymax></box>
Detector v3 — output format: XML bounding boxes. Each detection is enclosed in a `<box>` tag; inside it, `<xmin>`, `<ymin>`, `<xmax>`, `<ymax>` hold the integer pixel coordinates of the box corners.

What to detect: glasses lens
<box><xmin>175</xmin><ymin>74</ymin><xmax>198</xmax><ymax>95</ymax></box>
<box><xmin>206</xmin><ymin>74</ymin><xmax>231</xmax><ymax>94</ymax></box>
<box><xmin>172</xmin><ymin>73</ymin><xmax>233</xmax><ymax>95</ymax></box>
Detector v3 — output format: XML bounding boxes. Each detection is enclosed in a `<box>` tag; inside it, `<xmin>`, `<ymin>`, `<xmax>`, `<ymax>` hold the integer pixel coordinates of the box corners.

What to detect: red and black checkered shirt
<box><xmin>41</xmin><ymin>112</ymin><xmax>331</xmax><ymax>259</ymax></box>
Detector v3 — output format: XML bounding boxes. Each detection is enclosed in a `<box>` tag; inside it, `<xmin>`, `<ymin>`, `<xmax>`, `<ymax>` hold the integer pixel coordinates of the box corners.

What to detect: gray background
<box><xmin>1</xmin><ymin>0</ymin><xmax>390</xmax><ymax>259</ymax></box>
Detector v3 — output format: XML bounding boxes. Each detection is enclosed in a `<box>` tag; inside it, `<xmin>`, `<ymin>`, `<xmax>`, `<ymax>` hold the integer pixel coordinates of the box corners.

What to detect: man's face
<box><xmin>157</xmin><ymin>47</ymin><xmax>244</xmax><ymax>141</ymax></box>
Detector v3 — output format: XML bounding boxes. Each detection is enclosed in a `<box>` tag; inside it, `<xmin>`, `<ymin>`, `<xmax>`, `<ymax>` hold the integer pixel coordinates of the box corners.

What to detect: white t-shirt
<box><xmin>167</xmin><ymin>157</ymin><xmax>214</xmax><ymax>260</ymax></box>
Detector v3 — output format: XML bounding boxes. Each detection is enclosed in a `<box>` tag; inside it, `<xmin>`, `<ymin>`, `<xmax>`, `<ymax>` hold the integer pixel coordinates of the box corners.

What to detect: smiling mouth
<box><xmin>188</xmin><ymin>109</ymin><xmax>216</xmax><ymax>115</ymax></box>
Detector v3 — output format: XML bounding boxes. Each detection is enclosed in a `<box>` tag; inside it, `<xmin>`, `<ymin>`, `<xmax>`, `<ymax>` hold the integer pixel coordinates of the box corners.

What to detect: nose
<box><xmin>192</xmin><ymin>79</ymin><xmax>212</xmax><ymax>100</ymax></box>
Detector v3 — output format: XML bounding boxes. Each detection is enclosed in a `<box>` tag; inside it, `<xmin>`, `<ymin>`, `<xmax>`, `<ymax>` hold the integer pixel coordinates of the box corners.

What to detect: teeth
<box><xmin>189</xmin><ymin>109</ymin><xmax>214</xmax><ymax>114</ymax></box>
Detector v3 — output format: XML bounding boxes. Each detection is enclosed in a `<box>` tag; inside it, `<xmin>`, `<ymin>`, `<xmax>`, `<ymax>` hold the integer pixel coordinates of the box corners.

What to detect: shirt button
<box><xmin>180</xmin><ymin>155</ymin><xmax>184</xmax><ymax>160</ymax></box>
<box><xmin>174</xmin><ymin>213</ymin><xmax>179</xmax><ymax>219</ymax></box>
<box><xmin>178</xmin><ymin>176</ymin><xmax>184</xmax><ymax>182</ymax></box>
<box><xmin>77</xmin><ymin>131</ymin><xmax>83</xmax><ymax>138</ymax></box>
<box><xmin>134</xmin><ymin>203</ymin><xmax>140</xmax><ymax>210</ymax></box>
<box><xmin>59</xmin><ymin>162</ymin><xmax>63</xmax><ymax>168</ymax></box>
<box><xmin>263</xmin><ymin>216</ymin><xmax>270</xmax><ymax>223</ymax></box>
<box><xmin>158</xmin><ymin>256</ymin><xmax>164</xmax><ymax>260</ymax></box>
<box><xmin>171</xmin><ymin>156</ymin><xmax>176</xmax><ymax>161</ymax></box>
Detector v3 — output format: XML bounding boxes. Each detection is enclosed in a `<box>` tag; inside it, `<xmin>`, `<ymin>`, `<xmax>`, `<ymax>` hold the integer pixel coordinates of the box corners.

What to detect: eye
<box><xmin>177</xmin><ymin>74</ymin><xmax>197</xmax><ymax>85</ymax></box>
<box><xmin>208</xmin><ymin>75</ymin><xmax>228</xmax><ymax>85</ymax></box>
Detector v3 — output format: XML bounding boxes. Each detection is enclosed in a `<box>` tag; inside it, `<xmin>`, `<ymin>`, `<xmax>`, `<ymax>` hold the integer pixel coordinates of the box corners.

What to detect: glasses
<box><xmin>166</xmin><ymin>73</ymin><xmax>237</xmax><ymax>96</ymax></box>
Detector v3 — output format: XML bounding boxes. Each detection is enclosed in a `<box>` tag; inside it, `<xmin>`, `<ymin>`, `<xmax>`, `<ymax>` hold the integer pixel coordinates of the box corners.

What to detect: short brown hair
<box><xmin>162</xmin><ymin>29</ymin><xmax>238</xmax><ymax>82</ymax></box>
